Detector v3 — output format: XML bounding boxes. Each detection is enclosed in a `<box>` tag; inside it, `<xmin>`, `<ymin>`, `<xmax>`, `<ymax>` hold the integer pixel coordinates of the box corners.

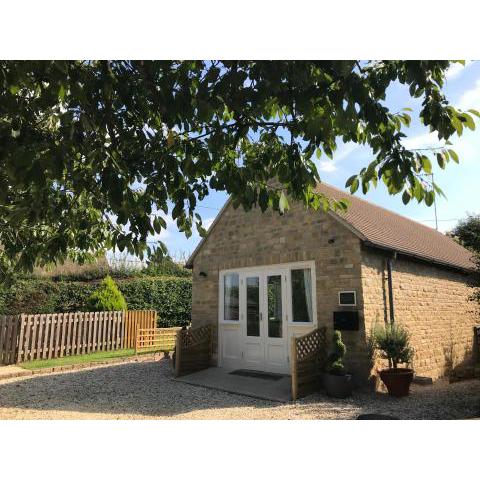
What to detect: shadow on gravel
<box><xmin>0</xmin><ymin>359</ymin><xmax>478</xmax><ymax>419</ymax></box>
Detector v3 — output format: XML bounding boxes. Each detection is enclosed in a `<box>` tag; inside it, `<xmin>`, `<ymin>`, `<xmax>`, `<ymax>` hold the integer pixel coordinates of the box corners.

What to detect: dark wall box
<box><xmin>333</xmin><ymin>311</ymin><xmax>359</xmax><ymax>331</ymax></box>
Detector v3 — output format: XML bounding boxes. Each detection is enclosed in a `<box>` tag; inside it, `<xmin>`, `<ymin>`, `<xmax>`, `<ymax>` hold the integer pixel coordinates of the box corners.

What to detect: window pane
<box><xmin>267</xmin><ymin>275</ymin><xmax>282</xmax><ymax>338</ymax></box>
<box><xmin>246</xmin><ymin>277</ymin><xmax>260</xmax><ymax>336</ymax></box>
<box><xmin>224</xmin><ymin>273</ymin><xmax>239</xmax><ymax>321</ymax></box>
<box><xmin>291</xmin><ymin>268</ymin><xmax>313</xmax><ymax>322</ymax></box>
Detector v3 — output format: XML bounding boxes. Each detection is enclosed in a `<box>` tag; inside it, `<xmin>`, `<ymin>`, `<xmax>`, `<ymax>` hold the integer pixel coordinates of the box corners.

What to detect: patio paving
<box><xmin>174</xmin><ymin>367</ymin><xmax>292</xmax><ymax>402</ymax></box>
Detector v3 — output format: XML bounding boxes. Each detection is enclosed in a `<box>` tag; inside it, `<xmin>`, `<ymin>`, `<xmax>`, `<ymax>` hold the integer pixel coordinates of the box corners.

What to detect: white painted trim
<box><xmin>218</xmin><ymin>260</ymin><xmax>318</xmax><ymax>373</ymax></box>
<box><xmin>220</xmin><ymin>260</ymin><xmax>317</xmax><ymax>327</ymax></box>
<box><xmin>219</xmin><ymin>271</ymin><xmax>241</xmax><ymax>325</ymax></box>
<box><xmin>338</xmin><ymin>290</ymin><xmax>357</xmax><ymax>306</ymax></box>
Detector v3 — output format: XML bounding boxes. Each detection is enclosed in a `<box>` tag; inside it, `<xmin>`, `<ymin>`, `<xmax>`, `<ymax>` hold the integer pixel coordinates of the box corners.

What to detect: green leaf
<box><xmin>421</xmin><ymin>156</ymin><xmax>432</xmax><ymax>174</ymax></box>
<box><xmin>345</xmin><ymin>175</ymin><xmax>357</xmax><ymax>188</ymax></box>
<box><xmin>462</xmin><ymin>113</ymin><xmax>476</xmax><ymax>131</ymax></box>
<box><xmin>279</xmin><ymin>191</ymin><xmax>289</xmax><ymax>214</ymax></box>
<box><xmin>451</xmin><ymin>116</ymin><xmax>463</xmax><ymax>136</ymax></box>
<box><xmin>350</xmin><ymin>177</ymin><xmax>359</xmax><ymax>194</ymax></box>
<box><xmin>425</xmin><ymin>190</ymin><xmax>434</xmax><ymax>207</ymax></box>
<box><xmin>402</xmin><ymin>190</ymin><xmax>411</xmax><ymax>205</ymax></box>
<box><xmin>436</xmin><ymin>152</ymin><xmax>446</xmax><ymax>169</ymax></box>
<box><xmin>468</xmin><ymin>108</ymin><xmax>480</xmax><ymax>118</ymax></box>
<box><xmin>447</xmin><ymin>149</ymin><xmax>459</xmax><ymax>163</ymax></box>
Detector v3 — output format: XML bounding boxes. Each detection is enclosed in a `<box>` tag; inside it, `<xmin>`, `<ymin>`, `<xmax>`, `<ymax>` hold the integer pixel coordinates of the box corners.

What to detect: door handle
<box><xmin>260</xmin><ymin>313</ymin><xmax>263</xmax><ymax>322</ymax></box>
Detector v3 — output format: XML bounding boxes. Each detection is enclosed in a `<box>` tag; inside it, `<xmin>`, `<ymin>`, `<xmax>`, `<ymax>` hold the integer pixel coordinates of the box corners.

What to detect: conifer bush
<box><xmin>326</xmin><ymin>330</ymin><xmax>347</xmax><ymax>375</ymax></box>
<box><xmin>86</xmin><ymin>276</ymin><xmax>127</xmax><ymax>311</ymax></box>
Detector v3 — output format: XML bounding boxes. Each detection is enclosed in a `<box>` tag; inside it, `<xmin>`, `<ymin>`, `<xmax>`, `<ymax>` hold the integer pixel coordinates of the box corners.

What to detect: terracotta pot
<box><xmin>324</xmin><ymin>372</ymin><xmax>353</xmax><ymax>398</ymax></box>
<box><xmin>379</xmin><ymin>368</ymin><xmax>414</xmax><ymax>397</ymax></box>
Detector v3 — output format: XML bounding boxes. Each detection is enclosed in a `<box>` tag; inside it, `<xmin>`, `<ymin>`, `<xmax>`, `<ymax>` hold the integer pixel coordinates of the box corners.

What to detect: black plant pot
<box><xmin>324</xmin><ymin>372</ymin><xmax>353</xmax><ymax>398</ymax></box>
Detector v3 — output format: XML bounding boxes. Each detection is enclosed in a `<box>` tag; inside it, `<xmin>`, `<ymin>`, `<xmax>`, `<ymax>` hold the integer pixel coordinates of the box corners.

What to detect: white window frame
<box><xmin>288</xmin><ymin>263</ymin><xmax>316</xmax><ymax>326</ymax></box>
<box><xmin>220</xmin><ymin>272</ymin><xmax>240</xmax><ymax>324</ymax></box>
<box><xmin>338</xmin><ymin>290</ymin><xmax>357</xmax><ymax>307</ymax></box>
<box><xmin>219</xmin><ymin>260</ymin><xmax>317</xmax><ymax>327</ymax></box>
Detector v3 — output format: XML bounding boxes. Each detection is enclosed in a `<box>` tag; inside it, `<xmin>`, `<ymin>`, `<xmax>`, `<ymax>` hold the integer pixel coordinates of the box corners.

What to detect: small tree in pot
<box><xmin>324</xmin><ymin>330</ymin><xmax>353</xmax><ymax>398</ymax></box>
<box><xmin>371</xmin><ymin>323</ymin><xmax>414</xmax><ymax>397</ymax></box>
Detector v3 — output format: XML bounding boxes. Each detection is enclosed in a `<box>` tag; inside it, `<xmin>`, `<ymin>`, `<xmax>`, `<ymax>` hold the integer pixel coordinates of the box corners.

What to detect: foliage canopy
<box><xmin>371</xmin><ymin>323</ymin><xmax>414</xmax><ymax>369</ymax></box>
<box><xmin>1</xmin><ymin>60</ymin><xmax>477</xmax><ymax>277</ymax></box>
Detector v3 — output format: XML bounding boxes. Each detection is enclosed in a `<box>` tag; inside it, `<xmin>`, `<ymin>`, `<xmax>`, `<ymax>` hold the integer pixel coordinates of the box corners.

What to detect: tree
<box><xmin>0</xmin><ymin>60</ymin><xmax>478</xmax><ymax>278</ymax></box>
<box><xmin>450</xmin><ymin>214</ymin><xmax>480</xmax><ymax>253</ymax></box>
<box><xmin>451</xmin><ymin>214</ymin><xmax>480</xmax><ymax>308</ymax></box>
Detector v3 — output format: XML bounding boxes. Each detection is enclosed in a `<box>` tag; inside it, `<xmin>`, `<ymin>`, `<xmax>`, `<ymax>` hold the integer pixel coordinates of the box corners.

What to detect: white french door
<box><xmin>240</xmin><ymin>268</ymin><xmax>288</xmax><ymax>374</ymax></box>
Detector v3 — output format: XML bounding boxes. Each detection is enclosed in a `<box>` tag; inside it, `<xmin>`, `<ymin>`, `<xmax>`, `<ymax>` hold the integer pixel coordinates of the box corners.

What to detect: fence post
<box><xmin>16</xmin><ymin>315</ymin><xmax>26</xmax><ymax>364</ymax></box>
<box><xmin>135</xmin><ymin>325</ymin><xmax>139</xmax><ymax>354</ymax></box>
<box><xmin>291</xmin><ymin>336</ymin><xmax>298</xmax><ymax>401</ymax></box>
<box><xmin>174</xmin><ymin>329</ymin><xmax>183</xmax><ymax>377</ymax></box>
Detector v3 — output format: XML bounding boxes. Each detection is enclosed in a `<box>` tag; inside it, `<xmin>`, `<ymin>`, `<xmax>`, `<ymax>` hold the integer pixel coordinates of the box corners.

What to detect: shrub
<box><xmin>117</xmin><ymin>277</ymin><xmax>191</xmax><ymax>327</ymax></box>
<box><xmin>86</xmin><ymin>276</ymin><xmax>127</xmax><ymax>311</ymax></box>
<box><xmin>326</xmin><ymin>330</ymin><xmax>347</xmax><ymax>375</ymax></box>
<box><xmin>371</xmin><ymin>322</ymin><xmax>414</xmax><ymax>369</ymax></box>
<box><xmin>0</xmin><ymin>275</ymin><xmax>192</xmax><ymax>327</ymax></box>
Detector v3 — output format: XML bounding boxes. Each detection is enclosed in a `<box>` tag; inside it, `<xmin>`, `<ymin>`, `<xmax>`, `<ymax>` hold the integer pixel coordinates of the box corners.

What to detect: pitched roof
<box><xmin>186</xmin><ymin>183</ymin><xmax>475</xmax><ymax>272</ymax></box>
<box><xmin>316</xmin><ymin>183</ymin><xmax>474</xmax><ymax>272</ymax></box>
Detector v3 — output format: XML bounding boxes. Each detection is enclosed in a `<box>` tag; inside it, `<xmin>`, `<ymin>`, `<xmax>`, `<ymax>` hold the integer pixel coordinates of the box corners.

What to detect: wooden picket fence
<box><xmin>135</xmin><ymin>327</ymin><xmax>181</xmax><ymax>354</ymax></box>
<box><xmin>0</xmin><ymin>310</ymin><xmax>157</xmax><ymax>365</ymax></box>
<box><xmin>0</xmin><ymin>316</ymin><xmax>20</xmax><ymax>365</ymax></box>
<box><xmin>124</xmin><ymin>310</ymin><xmax>157</xmax><ymax>349</ymax></box>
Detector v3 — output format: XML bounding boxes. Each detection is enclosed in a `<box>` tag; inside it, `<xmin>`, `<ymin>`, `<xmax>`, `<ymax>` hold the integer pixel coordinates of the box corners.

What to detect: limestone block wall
<box><xmin>190</xmin><ymin>199</ymin><xmax>367</xmax><ymax>373</ymax></box>
<box><xmin>361</xmin><ymin>247</ymin><xmax>478</xmax><ymax>380</ymax></box>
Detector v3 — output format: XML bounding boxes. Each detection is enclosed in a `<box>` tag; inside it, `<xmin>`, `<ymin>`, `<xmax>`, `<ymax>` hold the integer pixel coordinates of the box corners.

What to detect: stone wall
<box><xmin>191</xmin><ymin>199</ymin><xmax>367</xmax><ymax>374</ymax></box>
<box><xmin>361</xmin><ymin>246</ymin><xmax>478</xmax><ymax>380</ymax></box>
<box><xmin>190</xmin><ymin>198</ymin><xmax>479</xmax><ymax>383</ymax></box>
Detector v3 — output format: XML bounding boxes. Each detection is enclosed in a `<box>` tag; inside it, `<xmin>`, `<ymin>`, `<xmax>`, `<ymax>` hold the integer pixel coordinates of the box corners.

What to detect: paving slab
<box><xmin>175</xmin><ymin>367</ymin><xmax>292</xmax><ymax>402</ymax></box>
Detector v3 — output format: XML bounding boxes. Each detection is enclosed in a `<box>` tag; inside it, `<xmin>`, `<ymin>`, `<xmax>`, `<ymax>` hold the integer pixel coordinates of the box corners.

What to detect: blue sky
<box><xmin>152</xmin><ymin>62</ymin><xmax>480</xmax><ymax>261</ymax></box>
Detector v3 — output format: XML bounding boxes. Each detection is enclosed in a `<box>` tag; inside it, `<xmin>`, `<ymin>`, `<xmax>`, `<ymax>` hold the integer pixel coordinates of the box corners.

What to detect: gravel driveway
<box><xmin>0</xmin><ymin>359</ymin><xmax>478</xmax><ymax>419</ymax></box>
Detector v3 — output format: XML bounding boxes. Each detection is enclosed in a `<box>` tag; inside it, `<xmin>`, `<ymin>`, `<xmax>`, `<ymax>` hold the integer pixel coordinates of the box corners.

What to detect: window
<box><xmin>339</xmin><ymin>291</ymin><xmax>356</xmax><ymax>306</ymax></box>
<box><xmin>291</xmin><ymin>268</ymin><xmax>313</xmax><ymax>323</ymax></box>
<box><xmin>223</xmin><ymin>273</ymin><xmax>239</xmax><ymax>321</ymax></box>
<box><xmin>246</xmin><ymin>277</ymin><xmax>260</xmax><ymax>336</ymax></box>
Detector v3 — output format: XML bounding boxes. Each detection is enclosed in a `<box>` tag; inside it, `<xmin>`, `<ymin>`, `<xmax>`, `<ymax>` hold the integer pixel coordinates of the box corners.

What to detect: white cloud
<box><xmin>445</xmin><ymin>61</ymin><xmax>473</xmax><ymax>80</ymax></box>
<box><xmin>457</xmin><ymin>78</ymin><xmax>480</xmax><ymax>111</ymax></box>
<box><xmin>318</xmin><ymin>142</ymin><xmax>358</xmax><ymax>173</ymax></box>
<box><xmin>334</xmin><ymin>142</ymin><xmax>358</xmax><ymax>162</ymax></box>
<box><xmin>318</xmin><ymin>160</ymin><xmax>337</xmax><ymax>172</ymax></box>
<box><xmin>402</xmin><ymin>131</ymin><xmax>443</xmax><ymax>150</ymax></box>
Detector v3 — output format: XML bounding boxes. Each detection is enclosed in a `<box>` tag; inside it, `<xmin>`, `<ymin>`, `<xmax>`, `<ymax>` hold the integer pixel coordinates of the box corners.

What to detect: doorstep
<box><xmin>174</xmin><ymin>367</ymin><xmax>292</xmax><ymax>402</ymax></box>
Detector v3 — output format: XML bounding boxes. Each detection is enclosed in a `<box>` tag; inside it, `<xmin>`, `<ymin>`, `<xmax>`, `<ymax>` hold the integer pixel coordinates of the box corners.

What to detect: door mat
<box><xmin>229</xmin><ymin>369</ymin><xmax>284</xmax><ymax>381</ymax></box>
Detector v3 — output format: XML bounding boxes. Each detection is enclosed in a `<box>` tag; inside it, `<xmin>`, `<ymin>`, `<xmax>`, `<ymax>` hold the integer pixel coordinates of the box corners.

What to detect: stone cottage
<box><xmin>186</xmin><ymin>183</ymin><xmax>478</xmax><ymax>383</ymax></box>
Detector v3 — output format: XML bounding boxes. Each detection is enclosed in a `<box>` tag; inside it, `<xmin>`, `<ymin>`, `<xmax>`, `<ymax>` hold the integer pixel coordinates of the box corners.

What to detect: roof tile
<box><xmin>316</xmin><ymin>183</ymin><xmax>475</xmax><ymax>272</ymax></box>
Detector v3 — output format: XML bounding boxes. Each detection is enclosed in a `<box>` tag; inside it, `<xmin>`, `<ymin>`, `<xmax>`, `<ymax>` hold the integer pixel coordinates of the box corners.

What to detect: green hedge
<box><xmin>0</xmin><ymin>276</ymin><xmax>192</xmax><ymax>328</ymax></box>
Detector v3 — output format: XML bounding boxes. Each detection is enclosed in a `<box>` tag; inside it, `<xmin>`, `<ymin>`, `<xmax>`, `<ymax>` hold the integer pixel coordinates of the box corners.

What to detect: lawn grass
<box><xmin>19</xmin><ymin>348</ymin><xmax>145</xmax><ymax>370</ymax></box>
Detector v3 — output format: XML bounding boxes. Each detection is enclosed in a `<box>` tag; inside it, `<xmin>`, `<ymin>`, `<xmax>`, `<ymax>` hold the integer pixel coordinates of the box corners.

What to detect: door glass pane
<box><xmin>246</xmin><ymin>277</ymin><xmax>260</xmax><ymax>337</ymax></box>
<box><xmin>224</xmin><ymin>273</ymin><xmax>239</xmax><ymax>321</ymax></box>
<box><xmin>267</xmin><ymin>275</ymin><xmax>282</xmax><ymax>338</ymax></box>
<box><xmin>291</xmin><ymin>268</ymin><xmax>313</xmax><ymax>322</ymax></box>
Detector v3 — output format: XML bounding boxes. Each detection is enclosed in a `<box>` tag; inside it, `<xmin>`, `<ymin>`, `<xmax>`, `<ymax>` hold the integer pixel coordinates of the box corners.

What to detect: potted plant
<box><xmin>371</xmin><ymin>322</ymin><xmax>414</xmax><ymax>397</ymax></box>
<box><xmin>324</xmin><ymin>330</ymin><xmax>353</xmax><ymax>398</ymax></box>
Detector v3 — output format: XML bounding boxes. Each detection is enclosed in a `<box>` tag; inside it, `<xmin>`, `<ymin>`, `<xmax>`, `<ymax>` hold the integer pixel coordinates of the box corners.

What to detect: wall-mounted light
<box><xmin>199</xmin><ymin>271</ymin><xmax>207</xmax><ymax>277</ymax></box>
